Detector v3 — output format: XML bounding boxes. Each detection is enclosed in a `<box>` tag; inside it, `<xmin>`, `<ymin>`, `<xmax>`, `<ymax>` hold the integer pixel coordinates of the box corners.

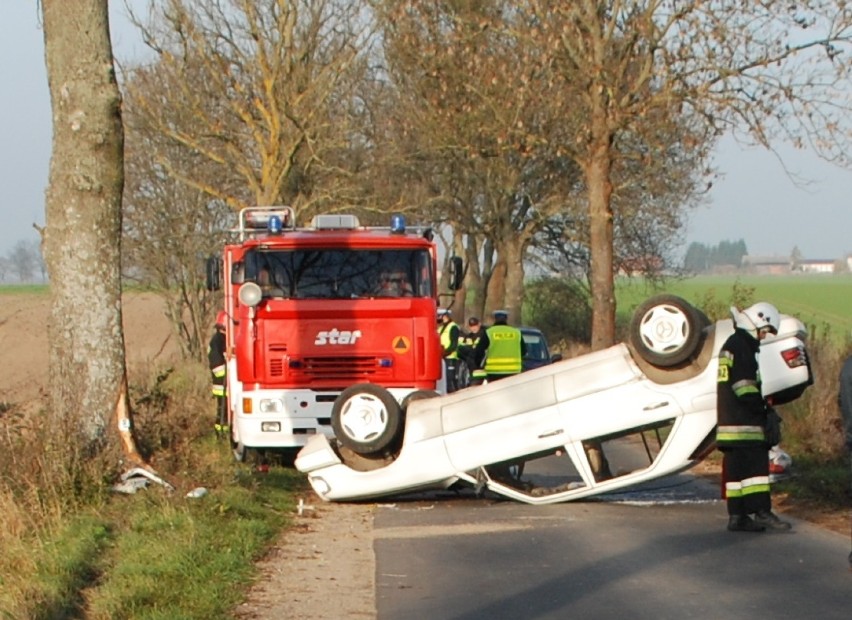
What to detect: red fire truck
<box><xmin>207</xmin><ymin>207</ymin><xmax>461</xmax><ymax>461</ymax></box>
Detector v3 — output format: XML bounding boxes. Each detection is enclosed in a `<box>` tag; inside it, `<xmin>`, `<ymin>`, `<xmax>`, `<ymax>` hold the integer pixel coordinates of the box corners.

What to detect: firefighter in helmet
<box><xmin>208</xmin><ymin>311</ymin><xmax>228</xmax><ymax>438</ymax></box>
<box><xmin>717</xmin><ymin>301</ymin><xmax>791</xmax><ymax>532</ymax></box>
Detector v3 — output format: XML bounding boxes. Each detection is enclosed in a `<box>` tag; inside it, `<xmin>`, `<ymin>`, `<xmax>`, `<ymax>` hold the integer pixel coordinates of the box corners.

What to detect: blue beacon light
<box><xmin>268</xmin><ymin>215</ymin><xmax>283</xmax><ymax>234</ymax></box>
<box><xmin>390</xmin><ymin>214</ymin><xmax>406</xmax><ymax>233</ymax></box>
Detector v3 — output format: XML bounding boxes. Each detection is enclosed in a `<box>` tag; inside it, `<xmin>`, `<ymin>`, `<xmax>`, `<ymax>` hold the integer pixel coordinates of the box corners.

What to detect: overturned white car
<box><xmin>295</xmin><ymin>295</ymin><xmax>812</xmax><ymax>504</ymax></box>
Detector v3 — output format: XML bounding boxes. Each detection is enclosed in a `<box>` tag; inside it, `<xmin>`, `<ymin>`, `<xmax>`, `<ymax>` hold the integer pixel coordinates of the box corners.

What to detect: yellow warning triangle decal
<box><xmin>393</xmin><ymin>336</ymin><xmax>410</xmax><ymax>352</ymax></box>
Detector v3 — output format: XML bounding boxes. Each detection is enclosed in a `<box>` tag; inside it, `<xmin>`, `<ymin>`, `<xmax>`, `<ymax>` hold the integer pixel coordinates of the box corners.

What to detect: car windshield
<box><xmin>244</xmin><ymin>248</ymin><xmax>433</xmax><ymax>299</ymax></box>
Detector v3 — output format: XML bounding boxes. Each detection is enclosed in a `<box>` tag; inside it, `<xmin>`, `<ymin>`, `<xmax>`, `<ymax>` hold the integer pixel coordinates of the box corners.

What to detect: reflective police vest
<box><xmin>438</xmin><ymin>321</ymin><xmax>459</xmax><ymax>359</ymax></box>
<box><xmin>484</xmin><ymin>325</ymin><xmax>522</xmax><ymax>374</ymax></box>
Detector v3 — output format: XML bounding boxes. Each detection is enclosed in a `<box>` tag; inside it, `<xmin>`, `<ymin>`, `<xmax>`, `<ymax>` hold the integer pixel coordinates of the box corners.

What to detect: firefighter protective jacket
<box><xmin>716</xmin><ymin>327</ymin><xmax>768</xmax><ymax>447</ymax></box>
<box><xmin>208</xmin><ymin>329</ymin><xmax>227</xmax><ymax>397</ymax></box>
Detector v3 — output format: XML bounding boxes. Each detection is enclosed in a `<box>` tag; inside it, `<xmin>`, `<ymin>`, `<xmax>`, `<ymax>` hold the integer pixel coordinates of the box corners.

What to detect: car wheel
<box><xmin>401</xmin><ymin>389</ymin><xmax>440</xmax><ymax>411</ymax></box>
<box><xmin>332</xmin><ymin>383</ymin><xmax>402</xmax><ymax>455</ymax></box>
<box><xmin>630</xmin><ymin>294</ymin><xmax>703</xmax><ymax>367</ymax></box>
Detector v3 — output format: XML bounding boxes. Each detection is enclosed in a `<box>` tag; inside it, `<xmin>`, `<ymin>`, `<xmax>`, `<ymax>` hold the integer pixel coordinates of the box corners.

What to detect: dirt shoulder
<box><xmin>234</xmin><ymin>499</ymin><xmax>376</xmax><ymax>620</ymax></box>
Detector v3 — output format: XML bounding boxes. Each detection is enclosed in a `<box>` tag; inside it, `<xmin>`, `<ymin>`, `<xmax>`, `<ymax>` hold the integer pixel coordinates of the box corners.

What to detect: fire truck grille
<box><xmin>301</xmin><ymin>356</ymin><xmax>385</xmax><ymax>378</ymax></box>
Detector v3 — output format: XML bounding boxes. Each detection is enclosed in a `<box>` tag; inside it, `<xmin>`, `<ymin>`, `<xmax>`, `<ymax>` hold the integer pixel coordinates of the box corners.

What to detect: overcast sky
<box><xmin>2</xmin><ymin>3</ymin><xmax>851</xmax><ymax>261</ymax></box>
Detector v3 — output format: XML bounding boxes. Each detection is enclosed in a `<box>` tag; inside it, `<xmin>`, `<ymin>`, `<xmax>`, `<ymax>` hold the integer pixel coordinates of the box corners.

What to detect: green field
<box><xmin>616</xmin><ymin>274</ymin><xmax>852</xmax><ymax>343</ymax></box>
<box><xmin>6</xmin><ymin>275</ymin><xmax>852</xmax><ymax>342</ymax></box>
<box><xmin>0</xmin><ymin>284</ymin><xmax>48</xmax><ymax>295</ymax></box>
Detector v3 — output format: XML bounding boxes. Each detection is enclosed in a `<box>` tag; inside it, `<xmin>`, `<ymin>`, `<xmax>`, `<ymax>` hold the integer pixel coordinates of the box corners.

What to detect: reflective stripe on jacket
<box><xmin>724</xmin><ymin>474</ymin><xmax>771</xmax><ymax>499</ymax></box>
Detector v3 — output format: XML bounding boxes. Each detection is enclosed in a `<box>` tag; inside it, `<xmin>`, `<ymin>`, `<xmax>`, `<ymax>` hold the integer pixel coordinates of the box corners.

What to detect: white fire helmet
<box><xmin>733</xmin><ymin>302</ymin><xmax>780</xmax><ymax>339</ymax></box>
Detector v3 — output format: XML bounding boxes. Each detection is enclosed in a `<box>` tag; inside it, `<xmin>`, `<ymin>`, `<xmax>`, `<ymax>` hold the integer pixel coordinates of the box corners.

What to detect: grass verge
<box><xmin>0</xmin><ymin>438</ymin><xmax>308</xmax><ymax>620</ymax></box>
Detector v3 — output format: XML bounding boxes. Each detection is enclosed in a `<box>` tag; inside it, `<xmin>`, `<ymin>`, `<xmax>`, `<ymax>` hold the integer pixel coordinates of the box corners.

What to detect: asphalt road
<box><xmin>373</xmin><ymin>473</ymin><xmax>851</xmax><ymax>619</ymax></box>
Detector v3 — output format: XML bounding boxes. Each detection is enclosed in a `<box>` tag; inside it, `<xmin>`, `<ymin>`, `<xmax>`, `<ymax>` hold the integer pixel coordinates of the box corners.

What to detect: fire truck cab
<box><xmin>208</xmin><ymin>207</ymin><xmax>459</xmax><ymax>461</ymax></box>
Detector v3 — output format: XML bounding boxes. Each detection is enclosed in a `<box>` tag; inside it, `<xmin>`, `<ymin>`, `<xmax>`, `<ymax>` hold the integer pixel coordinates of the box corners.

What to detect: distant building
<box><xmin>796</xmin><ymin>259</ymin><xmax>835</xmax><ymax>274</ymax></box>
<box><xmin>740</xmin><ymin>255</ymin><xmax>791</xmax><ymax>275</ymax></box>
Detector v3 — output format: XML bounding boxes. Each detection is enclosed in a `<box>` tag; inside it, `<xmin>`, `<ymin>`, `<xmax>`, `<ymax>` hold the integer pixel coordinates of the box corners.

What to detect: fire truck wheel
<box><xmin>629</xmin><ymin>294</ymin><xmax>704</xmax><ymax>368</ymax></box>
<box><xmin>231</xmin><ymin>425</ymin><xmax>252</xmax><ymax>463</ymax></box>
<box><xmin>232</xmin><ymin>440</ymin><xmax>248</xmax><ymax>463</ymax></box>
<box><xmin>332</xmin><ymin>384</ymin><xmax>402</xmax><ymax>456</ymax></box>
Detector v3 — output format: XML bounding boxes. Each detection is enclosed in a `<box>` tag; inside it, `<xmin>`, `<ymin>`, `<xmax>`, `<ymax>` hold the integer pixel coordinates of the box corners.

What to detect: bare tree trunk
<box><xmin>586</xmin><ymin>128</ymin><xmax>616</xmax><ymax>350</ymax></box>
<box><xmin>41</xmin><ymin>0</ymin><xmax>143</xmax><ymax>464</ymax></box>
<box><xmin>502</xmin><ymin>235</ymin><xmax>527</xmax><ymax>326</ymax></box>
<box><xmin>486</xmin><ymin>260</ymin><xmax>506</xmax><ymax>317</ymax></box>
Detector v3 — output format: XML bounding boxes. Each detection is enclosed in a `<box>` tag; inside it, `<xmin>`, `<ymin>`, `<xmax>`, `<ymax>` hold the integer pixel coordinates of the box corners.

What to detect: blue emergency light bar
<box><xmin>239</xmin><ymin>206</ymin><xmax>295</xmax><ymax>238</ymax></box>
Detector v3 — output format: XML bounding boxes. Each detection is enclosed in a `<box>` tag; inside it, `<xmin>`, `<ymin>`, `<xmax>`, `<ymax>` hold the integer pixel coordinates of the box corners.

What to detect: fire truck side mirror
<box><xmin>205</xmin><ymin>255</ymin><xmax>221</xmax><ymax>291</ymax></box>
<box><xmin>448</xmin><ymin>256</ymin><xmax>464</xmax><ymax>291</ymax></box>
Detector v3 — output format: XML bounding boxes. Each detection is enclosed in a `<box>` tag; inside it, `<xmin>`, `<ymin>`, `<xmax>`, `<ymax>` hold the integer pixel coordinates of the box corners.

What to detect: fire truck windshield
<box><xmin>244</xmin><ymin>249</ymin><xmax>433</xmax><ymax>299</ymax></box>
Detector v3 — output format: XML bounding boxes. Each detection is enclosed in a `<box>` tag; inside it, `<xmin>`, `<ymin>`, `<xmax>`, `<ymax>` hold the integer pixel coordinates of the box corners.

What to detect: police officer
<box><xmin>208</xmin><ymin>311</ymin><xmax>228</xmax><ymax>438</ymax></box>
<box><xmin>437</xmin><ymin>308</ymin><xmax>461</xmax><ymax>392</ymax></box>
<box><xmin>474</xmin><ymin>309</ymin><xmax>526</xmax><ymax>382</ymax></box>
<box><xmin>458</xmin><ymin>317</ymin><xmax>484</xmax><ymax>385</ymax></box>
<box><xmin>717</xmin><ymin>302</ymin><xmax>791</xmax><ymax>532</ymax></box>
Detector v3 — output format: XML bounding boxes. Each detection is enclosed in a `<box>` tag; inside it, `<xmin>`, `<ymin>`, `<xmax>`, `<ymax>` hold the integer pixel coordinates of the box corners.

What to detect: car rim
<box><xmin>638</xmin><ymin>304</ymin><xmax>690</xmax><ymax>354</ymax></box>
<box><xmin>339</xmin><ymin>392</ymin><xmax>389</xmax><ymax>443</ymax></box>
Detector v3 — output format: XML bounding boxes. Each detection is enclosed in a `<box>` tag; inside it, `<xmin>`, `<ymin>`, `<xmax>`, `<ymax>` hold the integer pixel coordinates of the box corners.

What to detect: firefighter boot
<box><xmin>727</xmin><ymin>515</ymin><xmax>766</xmax><ymax>532</ymax></box>
<box><xmin>752</xmin><ymin>510</ymin><xmax>792</xmax><ymax>531</ymax></box>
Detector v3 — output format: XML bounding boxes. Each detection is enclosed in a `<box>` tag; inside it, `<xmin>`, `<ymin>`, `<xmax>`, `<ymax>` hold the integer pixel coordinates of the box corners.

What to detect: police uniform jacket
<box><xmin>438</xmin><ymin>321</ymin><xmax>460</xmax><ymax>359</ymax></box>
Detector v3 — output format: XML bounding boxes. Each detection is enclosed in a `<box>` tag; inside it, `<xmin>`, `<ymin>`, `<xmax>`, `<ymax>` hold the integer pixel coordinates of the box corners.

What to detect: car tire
<box><xmin>401</xmin><ymin>389</ymin><xmax>440</xmax><ymax>411</ymax></box>
<box><xmin>332</xmin><ymin>383</ymin><xmax>402</xmax><ymax>455</ymax></box>
<box><xmin>630</xmin><ymin>294</ymin><xmax>703</xmax><ymax>367</ymax></box>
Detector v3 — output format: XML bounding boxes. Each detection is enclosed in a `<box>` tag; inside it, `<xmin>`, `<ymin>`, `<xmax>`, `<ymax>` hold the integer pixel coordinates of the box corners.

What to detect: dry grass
<box><xmin>0</xmin><ymin>360</ymin><xmax>215</xmax><ymax>618</ymax></box>
<box><xmin>0</xmin><ymin>488</ymin><xmax>44</xmax><ymax>613</ymax></box>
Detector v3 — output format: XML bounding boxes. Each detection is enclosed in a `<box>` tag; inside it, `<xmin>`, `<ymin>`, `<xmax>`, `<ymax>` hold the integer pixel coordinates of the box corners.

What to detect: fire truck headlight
<box><xmin>259</xmin><ymin>398</ymin><xmax>285</xmax><ymax>414</ymax></box>
<box><xmin>261</xmin><ymin>422</ymin><xmax>282</xmax><ymax>432</ymax></box>
<box><xmin>239</xmin><ymin>282</ymin><xmax>262</xmax><ymax>307</ymax></box>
